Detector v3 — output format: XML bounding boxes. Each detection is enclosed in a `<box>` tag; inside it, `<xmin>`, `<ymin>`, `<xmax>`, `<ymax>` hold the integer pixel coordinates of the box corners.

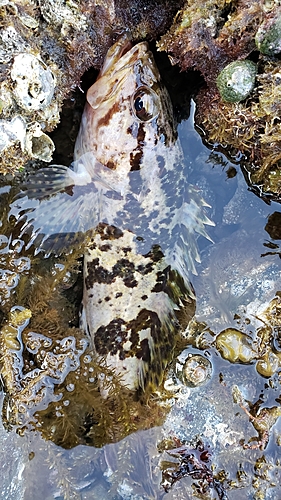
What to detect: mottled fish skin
<box><xmin>76</xmin><ymin>37</ymin><xmax>212</xmax><ymax>392</ymax></box>
<box><xmin>10</xmin><ymin>35</ymin><xmax>213</xmax><ymax>394</ymax></box>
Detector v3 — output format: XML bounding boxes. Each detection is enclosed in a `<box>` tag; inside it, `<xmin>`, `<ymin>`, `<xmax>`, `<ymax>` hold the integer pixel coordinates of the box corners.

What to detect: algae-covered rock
<box><xmin>157</xmin><ymin>1</ymin><xmax>281</xmax><ymax>202</ymax></box>
<box><xmin>255</xmin><ymin>8</ymin><xmax>281</xmax><ymax>56</ymax></box>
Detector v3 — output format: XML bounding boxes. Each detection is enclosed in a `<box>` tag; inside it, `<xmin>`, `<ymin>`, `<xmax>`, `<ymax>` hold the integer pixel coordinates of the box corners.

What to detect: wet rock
<box><xmin>265</xmin><ymin>211</ymin><xmax>281</xmax><ymax>240</ymax></box>
<box><xmin>157</xmin><ymin>1</ymin><xmax>281</xmax><ymax>203</ymax></box>
<box><xmin>0</xmin><ymin>116</ymin><xmax>26</xmax><ymax>152</ymax></box>
<box><xmin>11</xmin><ymin>53</ymin><xmax>55</xmax><ymax>111</ymax></box>
<box><xmin>255</xmin><ymin>350</ymin><xmax>280</xmax><ymax>378</ymax></box>
<box><xmin>216</xmin><ymin>329</ymin><xmax>258</xmax><ymax>364</ymax></box>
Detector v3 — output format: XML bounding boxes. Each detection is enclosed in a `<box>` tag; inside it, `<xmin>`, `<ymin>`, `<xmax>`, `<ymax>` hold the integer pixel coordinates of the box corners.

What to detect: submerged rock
<box><xmin>216</xmin><ymin>329</ymin><xmax>258</xmax><ymax>364</ymax></box>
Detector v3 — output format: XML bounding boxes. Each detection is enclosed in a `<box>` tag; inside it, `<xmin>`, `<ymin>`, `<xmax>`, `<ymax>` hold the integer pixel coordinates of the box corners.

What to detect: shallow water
<box><xmin>1</xmin><ymin>102</ymin><xmax>281</xmax><ymax>499</ymax></box>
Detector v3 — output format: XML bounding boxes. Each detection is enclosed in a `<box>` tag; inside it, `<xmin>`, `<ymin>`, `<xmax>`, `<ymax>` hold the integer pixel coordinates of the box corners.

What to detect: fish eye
<box><xmin>131</xmin><ymin>86</ymin><xmax>158</xmax><ymax>122</ymax></box>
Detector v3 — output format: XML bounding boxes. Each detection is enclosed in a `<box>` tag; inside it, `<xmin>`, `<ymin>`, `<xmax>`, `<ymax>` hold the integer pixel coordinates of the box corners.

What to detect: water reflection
<box><xmin>0</xmin><ymin>113</ymin><xmax>281</xmax><ymax>498</ymax></box>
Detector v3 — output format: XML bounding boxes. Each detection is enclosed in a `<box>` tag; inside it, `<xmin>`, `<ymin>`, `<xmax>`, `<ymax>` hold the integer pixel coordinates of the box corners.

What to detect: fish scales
<box><xmin>10</xmin><ymin>36</ymin><xmax>214</xmax><ymax>394</ymax></box>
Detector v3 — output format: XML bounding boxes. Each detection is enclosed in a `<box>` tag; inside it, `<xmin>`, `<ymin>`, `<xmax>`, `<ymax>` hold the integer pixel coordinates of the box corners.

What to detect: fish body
<box><xmin>11</xmin><ymin>36</ymin><xmax>213</xmax><ymax>393</ymax></box>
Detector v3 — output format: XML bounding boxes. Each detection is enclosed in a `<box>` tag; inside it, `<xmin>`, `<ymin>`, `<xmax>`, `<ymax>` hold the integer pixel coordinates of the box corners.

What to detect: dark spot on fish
<box><xmin>99</xmin><ymin>244</ymin><xmax>111</xmax><ymax>252</ymax></box>
<box><xmin>157</xmin><ymin>155</ymin><xmax>165</xmax><ymax>167</ymax></box>
<box><xmin>86</xmin><ymin>257</ymin><xmax>138</xmax><ymax>289</ymax></box>
<box><xmin>141</xmin><ymin>295</ymin><xmax>148</xmax><ymax>300</ymax></box>
<box><xmin>137</xmin><ymin>122</ymin><xmax>145</xmax><ymax>143</ymax></box>
<box><xmin>127</xmin><ymin>121</ymin><xmax>139</xmax><ymax>138</ymax></box>
<box><xmin>129</xmin><ymin>170</ymin><xmax>143</xmax><ymax>195</ymax></box>
<box><xmin>112</xmin><ymin>259</ymin><xmax>137</xmax><ymax>288</ymax></box>
<box><xmin>94</xmin><ymin>309</ymin><xmax>161</xmax><ymax>365</ymax></box>
<box><xmin>105</xmin><ymin>191</ymin><xmax>123</xmax><ymax>200</ymax></box>
<box><xmin>97</xmin><ymin>100</ymin><xmax>120</xmax><ymax>129</ymax></box>
<box><xmin>137</xmin><ymin>262</ymin><xmax>154</xmax><ymax>275</ymax></box>
<box><xmin>136</xmin><ymin>338</ymin><xmax>150</xmax><ymax>362</ymax></box>
<box><xmin>97</xmin><ymin>223</ymin><xmax>123</xmax><ymax>240</ymax></box>
<box><xmin>86</xmin><ymin>262</ymin><xmax>114</xmax><ymax>288</ymax></box>
<box><xmin>157</xmin><ymin>155</ymin><xmax>165</xmax><ymax>170</ymax></box>
<box><xmin>95</xmin><ymin>318</ymin><xmax>127</xmax><ymax>356</ymax></box>
<box><xmin>144</xmin><ymin>245</ymin><xmax>164</xmax><ymax>262</ymax></box>
<box><xmin>130</xmin><ymin>150</ymin><xmax>142</xmax><ymax>171</ymax></box>
<box><xmin>115</xmin><ymin>292</ymin><xmax>122</xmax><ymax>298</ymax></box>
<box><xmin>152</xmin><ymin>271</ymin><xmax>167</xmax><ymax>293</ymax></box>
<box><xmin>159</xmin><ymin>216</ymin><xmax>171</xmax><ymax>225</ymax></box>
<box><xmin>130</xmin><ymin>310</ymin><xmax>161</xmax><ymax>362</ymax></box>
<box><xmin>104</xmin><ymin>296</ymin><xmax>111</xmax><ymax>302</ymax></box>
<box><xmin>106</xmin><ymin>160</ymin><xmax>115</xmax><ymax>170</ymax></box>
<box><xmin>64</xmin><ymin>184</ymin><xmax>74</xmax><ymax>196</ymax></box>
<box><xmin>149</xmin><ymin>210</ymin><xmax>160</xmax><ymax>219</ymax></box>
<box><xmin>130</xmin><ymin>123</ymin><xmax>145</xmax><ymax>171</ymax></box>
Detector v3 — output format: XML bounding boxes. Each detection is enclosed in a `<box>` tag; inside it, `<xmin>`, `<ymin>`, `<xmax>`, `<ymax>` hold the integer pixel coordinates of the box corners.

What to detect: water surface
<box><xmin>0</xmin><ymin>102</ymin><xmax>281</xmax><ymax>499</ymax></box>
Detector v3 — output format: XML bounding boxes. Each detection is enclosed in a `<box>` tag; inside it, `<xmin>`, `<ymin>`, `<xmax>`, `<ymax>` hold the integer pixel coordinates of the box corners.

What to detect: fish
<box><xmin>10</xmin><ymin>35</ymin><xmax>214</xmax><ymax>394</ymax></box>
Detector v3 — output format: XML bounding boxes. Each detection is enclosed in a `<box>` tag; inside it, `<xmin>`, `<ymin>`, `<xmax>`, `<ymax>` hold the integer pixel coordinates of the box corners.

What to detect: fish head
<box><xmin>74</xmin><ymin>35</ymin><xmax>177</xmax><ymax>172</ymax></box>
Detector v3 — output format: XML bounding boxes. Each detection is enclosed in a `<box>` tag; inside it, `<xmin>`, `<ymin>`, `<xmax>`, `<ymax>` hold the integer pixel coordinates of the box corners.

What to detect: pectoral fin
<box><xmin>9</xmin><ymin>153</ymin><xmax>124</xmax><ymax>253</ymax></box>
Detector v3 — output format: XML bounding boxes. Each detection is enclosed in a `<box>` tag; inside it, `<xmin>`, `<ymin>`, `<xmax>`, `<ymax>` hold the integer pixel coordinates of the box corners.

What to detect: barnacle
<box><xmin>10</xmin><ymin>54</ymin><xmax>55</xmax><ymax>112</ymax></box>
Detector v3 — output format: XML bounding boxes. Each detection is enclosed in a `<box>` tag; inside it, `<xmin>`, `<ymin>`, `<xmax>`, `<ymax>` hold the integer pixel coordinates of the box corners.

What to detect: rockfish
<box><xmin>11</xmin><ymin>36</ymin><xmax>213</xmax><ymax>393</ymax></box>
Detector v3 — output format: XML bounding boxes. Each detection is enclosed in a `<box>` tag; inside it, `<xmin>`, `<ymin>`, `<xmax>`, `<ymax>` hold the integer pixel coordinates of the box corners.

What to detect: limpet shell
<box><xmin>255</xmin><ymin>13</ymin><xmax>281</xmax><ymax>56</ymax></box>
<box><xmin>216</xmin><ymin>60</ymin><xmax>257</xmax><ymax>103</ymax></box>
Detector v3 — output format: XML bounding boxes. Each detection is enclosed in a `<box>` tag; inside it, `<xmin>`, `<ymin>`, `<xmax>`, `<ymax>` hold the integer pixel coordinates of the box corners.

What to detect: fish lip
<box><xmin>115</xmin><ymin>33</ymin><xmax>149</xmax><ymax>63</ymax></box>
<box><xmin>98</xmin><ymin>36</ymin><xmax>149</xmax><ymax>80</ymax></box>
<box><xmin>118</xmin><ymin>35</ymin><xmax>133</xmax><ymax>58</ymax></box>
